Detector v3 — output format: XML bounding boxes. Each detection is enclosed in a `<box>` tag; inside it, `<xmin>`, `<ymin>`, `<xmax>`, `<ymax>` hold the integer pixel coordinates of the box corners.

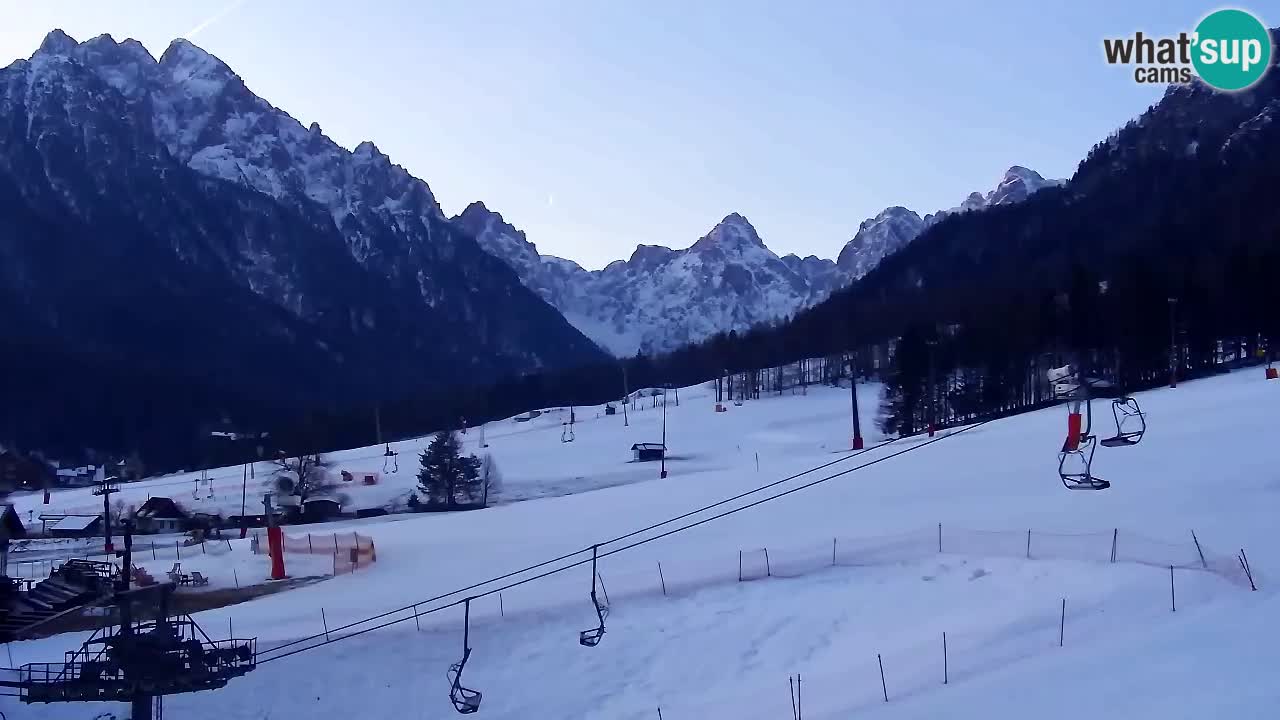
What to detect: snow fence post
<box><xmin>1238</xmin><ymin>549</ymin><xmax>1257</xmax><ymax>591</ymax></box>
<box><xmin>937</xmin><ymin>523</ymin><xmax>942</xmax><ymax>553</ymax></box>
<box><xmin>1059</xmin><ymin>598</ymin><xmax>1066</xmax><ymax>647</ymax></box>
<box><xmin>738</xmin><ymin>550</ymin><xmax>743</xmax><ymax>582</ymax></box>
<box><xmin>657</xmin><ymin>562</ymin><xmax>667</xmax><ymax>596</ymax></box>
<box><xmin>414</xmin><ymin>603</ymin><xmax>421</xmax><ymax>631</ymax></box>
<box><xmin>176</xmin><ymin>541</ymin><xmax>181</xmax><ymax>560</ymax></box>
<box><xmin>151</xmin><ymin>543</ymin><xmax>156</xmax><ymax>561</ymax></box>
<box><xmin>1110</xmin><ymin>529</ymin><xmax>1118</xmax><ymax>563</ymax></box>
<box><xmin>1170</xmin><ymin>565</ymin><xmax>1176</xmax><ymax>612</ymax></box>
<box><xmin>878</xmin><ymin>654</ymin><xmax>888</xmax><ymax>702</ymax></box>
<box><xmin>201</xmin><ymin>540</ymin><xmax>206</xmax><ymax>554</ymax></box>
<box><xmin>321</xmin><ymin>608</ymin><xmax>330</xmax><ymax>642</ymax></box>
<box><xmin>1026</xmin><ymin>529</ymin><xmax>1031</xmax><ymax>559</ymax></box>
<box><xmin>1191</xmin><ymin>530</ymin><xmax>1207</xmax><ymax>569</ymax></box>
<box><xmin>499</xmin><ymin>594</ymin><xmax>504</xmax><ymax>618</ymax></box>
<box><xmin>789</xmin><ymin>676</ymin><xmax>798</xmax><ymax>720</ymax></box>
<box><xmin>232</xmin><ymin>568</ymin><xmax>239</xmax><ymax>589</ymax></box>
<box><xmin>942</xmin><ymin>632</ymin><xmax>948</xmax><ymax>685</ymax></box>
<box><xmin>832</xmin><ymin>538</ymin><xmax>837</xmax><ymax>567</ymax></box>
<box><xmin>764</xmin><ymin>548</ymin><xmax>771</xmax><ymax>578</ymax></box>
<box><xmin>308</xmin><ymin>534</ymin><xmax>313</xmax><ymax>553</ymax></box>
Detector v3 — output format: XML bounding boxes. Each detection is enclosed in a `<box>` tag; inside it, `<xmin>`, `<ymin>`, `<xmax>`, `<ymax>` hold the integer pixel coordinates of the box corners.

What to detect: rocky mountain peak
<box><xmin>692</xmin><ymin>212</ymin><xmax>766</xmax><ymax>253</ymax></box>
<box><xmin>35</xmin><ymin>29</ymin><xmax>78</xmax><ymax>57</ymax></box>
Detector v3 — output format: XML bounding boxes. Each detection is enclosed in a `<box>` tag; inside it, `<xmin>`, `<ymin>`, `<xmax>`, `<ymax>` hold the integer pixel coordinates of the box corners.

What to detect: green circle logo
<box><xmin>1192</xmin><ymin>9</ymin><xmax>1272</xmax><ymax>91</ymax></box>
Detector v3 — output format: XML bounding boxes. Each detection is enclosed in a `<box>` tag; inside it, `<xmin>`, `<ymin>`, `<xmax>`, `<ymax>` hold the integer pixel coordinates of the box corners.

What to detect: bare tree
<box><xmin>273</xmin><ymin>453</ymin><xmax>333</xmax><ymax>503</ymax></box>
<box><xmin>480</xmin><ymin>453</ymin><xmax>503</xmax><ymax>507</ymax></box>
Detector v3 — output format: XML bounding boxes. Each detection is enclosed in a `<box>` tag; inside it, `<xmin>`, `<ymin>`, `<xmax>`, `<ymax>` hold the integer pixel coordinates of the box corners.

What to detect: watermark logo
<box><xmin>1103</xmin><ymin>9</ymin><xmax>1272</xmax><ymax>91</ymax></box>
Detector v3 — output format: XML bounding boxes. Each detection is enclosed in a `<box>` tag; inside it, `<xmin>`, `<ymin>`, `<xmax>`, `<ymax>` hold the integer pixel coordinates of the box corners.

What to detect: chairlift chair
<box><xmin>579</xmin><ymin>545</ymin><xmax>609</xmax><ymax>647</ymax></box>
<box><xmin>447</xmin><ymin>599</ymin><xmax>482</xmax><ymax>714</ymax></box>
<box><xmin>1058</xmin><ymin>398</ymin><xmax>1109</xmax><ymax>490</ymax></box>
<box><xmin>382</xmin><ymin>444</ymin><xmax>399</xmax><ymax>474</ymax></box>
<box><xmin>1099</xmin><ymin>395</ymin><xmax>1146</xmax><ymax>447</ymax></box>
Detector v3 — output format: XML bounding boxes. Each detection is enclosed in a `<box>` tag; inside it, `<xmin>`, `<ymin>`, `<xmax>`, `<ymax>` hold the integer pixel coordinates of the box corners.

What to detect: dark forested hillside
<box><xmin>0</xmin><ymin>32</ymin><xmax>606</xmax><ymax>469</ymax></box>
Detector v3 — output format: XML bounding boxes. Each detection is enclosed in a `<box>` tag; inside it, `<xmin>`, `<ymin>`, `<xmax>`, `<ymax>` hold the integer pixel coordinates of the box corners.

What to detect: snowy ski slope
<box><xmin>4</xmin><ymin>370</ymin><xmax>1278</xmax><ymax>719</ymax></box>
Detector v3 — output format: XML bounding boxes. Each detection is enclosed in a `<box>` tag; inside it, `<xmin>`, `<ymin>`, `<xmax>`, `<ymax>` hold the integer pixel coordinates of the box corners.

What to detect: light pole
<box><xmin>1168</xmin><ymin>297</ymin><xmax>1178</xmax><ymax>388</ymax></box>
<box><xmin>660</xmin><ymin>385</ymin><xmax>669</xmax><ymax>479</ymax></box>
<box><xmin>926</xmin><ymin>339</ymin><xmax>938</xmax><ymax>437</ymax></box>
<box><xmin>848</xmin><ymin>352</ymin><xmax>864</xmax><ymax>450</ymax></box>
<box><xmin>621</xmin><ymin>363</ymin><xmax>630</xmax><ymax>427</ymax></box>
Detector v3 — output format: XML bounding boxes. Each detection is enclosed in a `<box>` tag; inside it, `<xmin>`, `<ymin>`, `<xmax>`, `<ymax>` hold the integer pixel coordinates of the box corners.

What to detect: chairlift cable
<box><xmin>257</xmin><ymin>420</ymin><xmax>993</xmax><ymax>665</ymax></box>
<box><xmin>257</xmin><ymin>434</ymin><xmax>896</xmax><ymax>658</ymax></box>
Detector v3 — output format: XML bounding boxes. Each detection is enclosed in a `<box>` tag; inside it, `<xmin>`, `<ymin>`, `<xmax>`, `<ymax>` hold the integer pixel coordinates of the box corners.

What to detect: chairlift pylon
<box><xmin>446</xmin><ymin>598</ymin><xmax>482</xmax><ymax>714</ymax></box>
<box><xmin>382</xmin><ymin>444</ymin><xmax>399</xmax><ymax>474</ymax></box>
<box><xmin>578</xmin><ymin>545</ymin><xmax>609</xmax><ymax>647</ymax></box>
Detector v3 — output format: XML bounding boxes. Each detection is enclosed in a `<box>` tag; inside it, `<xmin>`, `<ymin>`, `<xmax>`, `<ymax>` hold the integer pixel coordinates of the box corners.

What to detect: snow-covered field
<box><xmin>4</xmin><ymin>370</ymin><xmax>1278</xmax><ymax>719</ymax></box>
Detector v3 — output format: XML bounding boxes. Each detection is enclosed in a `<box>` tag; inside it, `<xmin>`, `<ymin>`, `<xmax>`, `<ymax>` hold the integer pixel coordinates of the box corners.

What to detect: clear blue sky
<box><xmin>0</xmin><ymin>1</ymin><xmax>1249</xmax><ymax>269</ymax></box>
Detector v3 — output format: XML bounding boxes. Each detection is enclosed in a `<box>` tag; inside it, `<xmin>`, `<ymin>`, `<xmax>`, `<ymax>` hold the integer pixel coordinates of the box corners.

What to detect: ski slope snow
<box><xmin>4</xmin><ymin>370</ymin><xmax>1278</xmax><ymax>719</ymax></box>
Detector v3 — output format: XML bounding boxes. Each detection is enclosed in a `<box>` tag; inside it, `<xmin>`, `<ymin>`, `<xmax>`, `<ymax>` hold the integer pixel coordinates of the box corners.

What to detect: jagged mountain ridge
<box><xmin>456</xmin><ymin>208</ymin><xmax>826</xmax><ymax>356</ymax></box>
<box><xmin>0</xmin><ymin>30</ymin><xmax>606</xmax><ymax>463</ymax></box>
<box><xmin>463</xmin><ymin>167</ymin><xmax>1060</xmax><ymax>356</ymax></box>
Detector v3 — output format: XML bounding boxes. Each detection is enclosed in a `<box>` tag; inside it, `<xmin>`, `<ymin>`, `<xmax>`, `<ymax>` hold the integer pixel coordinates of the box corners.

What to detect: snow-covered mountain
<box><xmin>835</xmin><ymin>206</ymin><xmax>926</xmax><ymax>279</ymax></box>
<box><xmin>839</xmin><ymin>166</ymin><xmax>1063</xmax><ymax>281</ymax></box>
<box><xmin>456</xmin><ymin>208</ymin><xmax>825</xmax><ymax>356</ymax></box>
<box><xmin>0</xmin><ymin>31</ymin><xmax>605</xmax><ymax>420</ymax></box>
<box><xmin>464</xmin><ymin>167</ymin><xmax>1061</xmax><ymax>356</ymax></box>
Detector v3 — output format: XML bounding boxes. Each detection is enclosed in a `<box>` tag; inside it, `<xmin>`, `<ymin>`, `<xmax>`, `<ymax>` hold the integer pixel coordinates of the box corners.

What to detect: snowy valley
<box><xmin>5</xmin><ymin>367</ymin><xmax>1277</xmax><ymax>719</ymax></box>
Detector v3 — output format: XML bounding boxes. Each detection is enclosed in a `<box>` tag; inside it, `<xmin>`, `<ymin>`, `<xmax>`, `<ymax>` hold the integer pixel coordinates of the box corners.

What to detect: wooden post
<box><xmin>1238</xmin><ymin>549</ymin><xmax>1257</xmax><ymax>591</ymax></box>
<box><xmin>321</xmin><ymin>608</ymin><xmax>330</xmax><ymax>642</ymax></box>
<box><xmin>658</xmin><ymin>562</ymin><xmax>667</xmax><ymax>596</ymax></box>
<box><xmin>789</xmin><ymin>676</ymin><xmax>798</xmax><ymax>720</ymax></box>
<box><xmin>878</xmin><ymin>653</ymin><xmax>888</xmax><ymax>702</ymax></box>
<box><xmin>1059</xmin><ymin>598</ymin><xmax>1065</xmax><ymax>647</ymax></box>
<box><xmin>796</xmin><ymin>673</ymin><xmax>802</xmax><ymax>720</ymax></box>
<box><xmin>943</xmin><ymin>632</ymin><xmax>948</xmax><ymax>685</ymax></box>
<box><xmin>1191</xmin><ymin>530</ymin><xmax>1207</xmax><ymax>569</ymax></box>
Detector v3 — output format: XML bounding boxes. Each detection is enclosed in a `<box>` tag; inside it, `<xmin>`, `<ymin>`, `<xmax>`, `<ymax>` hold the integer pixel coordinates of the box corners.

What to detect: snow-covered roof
<box><xmin>49</xmin><ymin>515</ymin><xmax>100</xmax><ymax>531</ymax></box>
